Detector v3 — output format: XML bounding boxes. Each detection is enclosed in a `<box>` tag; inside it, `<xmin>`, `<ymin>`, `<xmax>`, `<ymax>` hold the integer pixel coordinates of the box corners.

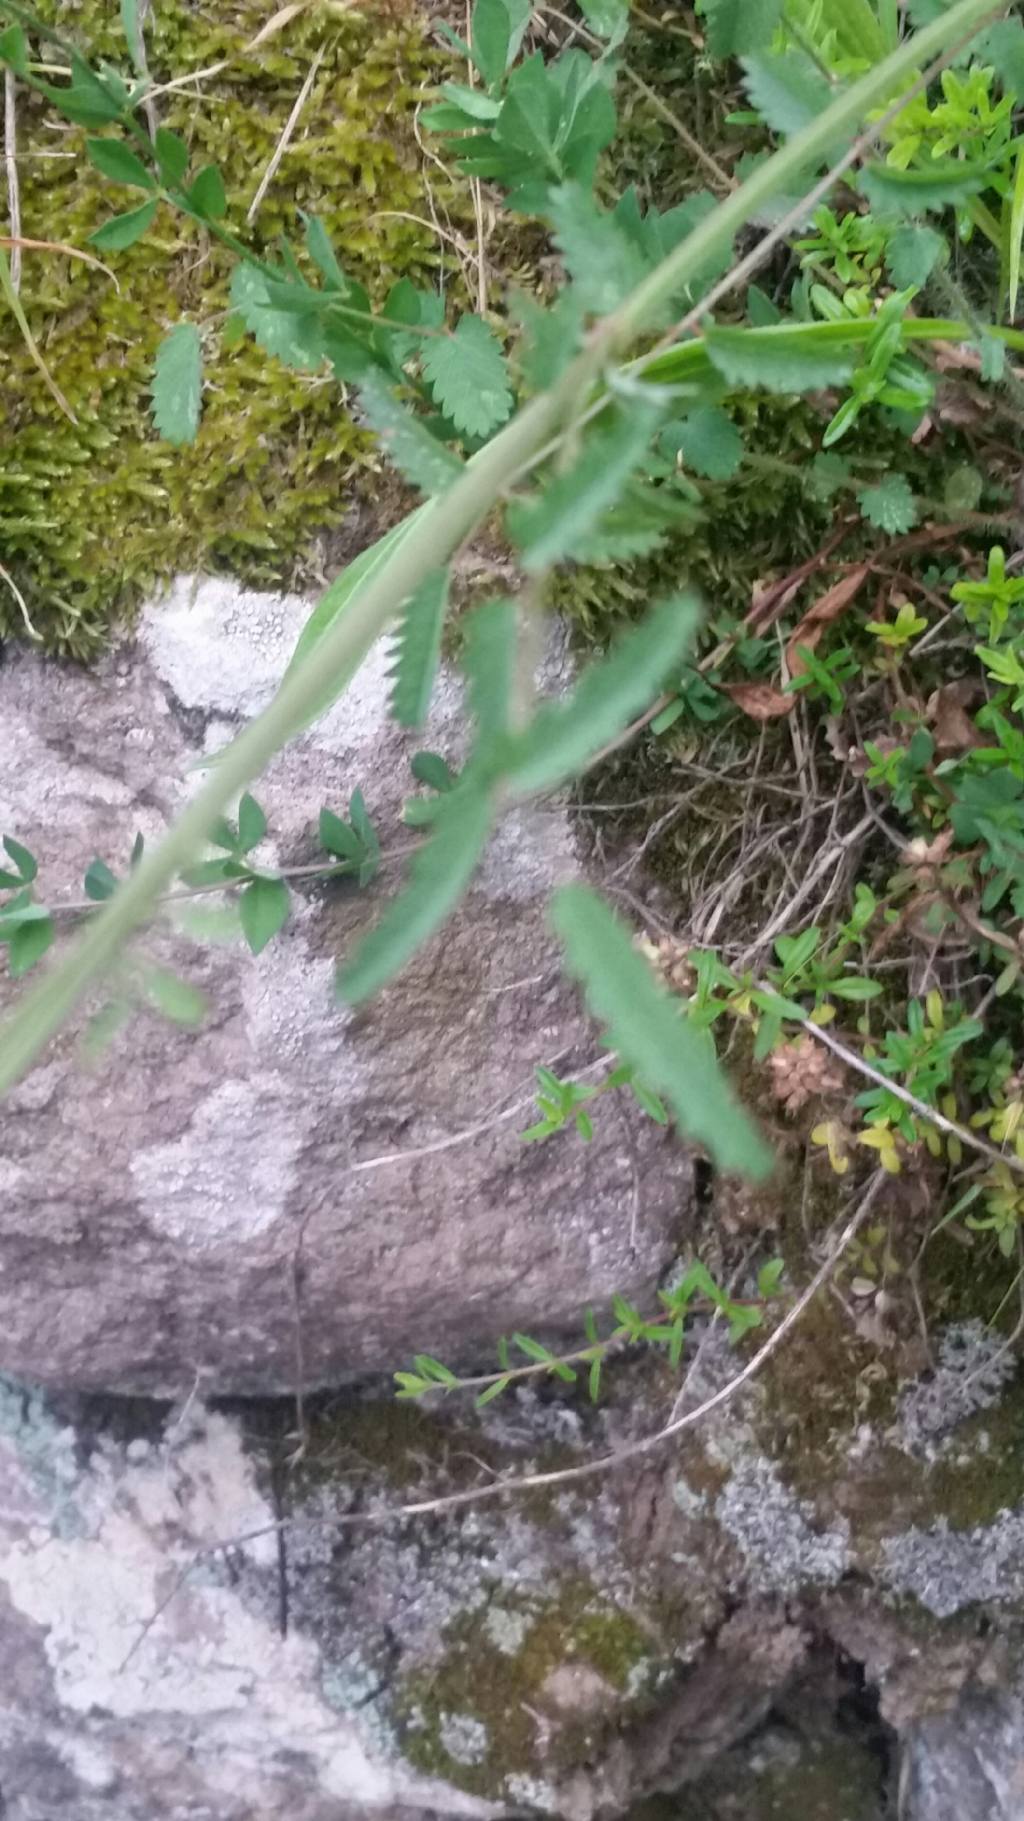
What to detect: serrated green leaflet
<box><xmin>504</xmin><ymin>593</ymin><xmax>701</xmax><ymax>795</ymax></box>
<box><xmin>509</xmin><ymin>402</ymin><xmax>663</xmax><ymax>570</ymax></box>
<box><xmin>741</xmin><ymin>50</ymin><xmax>833</xmax><ymax>140</ymax></box>
<box><xmin>338</xmin><ymin>788</ymin><xmax>495</xmax><ymax>1003</ymax></box>
<box><xmin>859</xmin><ymin>160</ymin><xmax>989</xmax><ymax>214</ymax></box>
<box><xmin>359</xmin><ymin>376</ymin><xmax>463</xmax><ymax>497</ymax></box>
<box><xmin>703</xmin><ymin>0</ymin><xmax>781</xmax><ymax>57</ymax></box>
<box><xmin>665</xmin><ymin>406</ymin><xmax>743</xmax><ymax>480</ymax></box>
<box><xmin>151</xmin><ymin>321</ymin><xmax>203</xmax><ymax>447</ymax></box>
<box><xmin>552</xmin><ymin>886</ymin><xmax>772</xmax><ymax>1178</ymax></box>
<box><xmin>461</xmin><ymin>596</ymin><xmax>519</xmax><ymax>740</ymax></box>
<box><xmin>704</xmin><ymin>323</ymin><xmax>857</xmax><ymax>392</ymax></box>
<box><xmin>547</xmin><ymin>183</ymin><xmax>649</xmax><ymax>316</ymax></box>
<box><xmin>421</xmin><ymin>315</ymin><xmax>512</xmax><ymax>438</ymax></box>
<box><xmin>858</xmin><ymin>474</ymin><xmax>918</xmax><ymax>533</ymax></box>
<box><xmin>389</xmin><ymin>570</ymin><xmax>450</xmax><ymax>728</ymax></box>
<box><xmin>885</xmin><ymin>222</ymin><xmax>946</xmax><ymax>289</ymax></box>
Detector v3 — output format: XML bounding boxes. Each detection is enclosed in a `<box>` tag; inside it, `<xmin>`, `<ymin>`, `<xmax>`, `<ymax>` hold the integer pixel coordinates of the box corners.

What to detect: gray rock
<box><xmin>0</xmin><ymin>1381</ymin><xmax>498</xmax><ymax>1821</ymax></box>
<box><xmin>902</xmin><ymin>1692</ymin><xmax>1024</xmax><ymax>1821</ymax></box>
<box><xmin>0</xmin><ymin>576</ymin><xmax>693</xmax><ymax>1395</ymax></box>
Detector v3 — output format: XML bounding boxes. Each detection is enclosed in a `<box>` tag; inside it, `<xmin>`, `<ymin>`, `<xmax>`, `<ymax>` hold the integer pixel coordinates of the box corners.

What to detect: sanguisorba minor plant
<box><xmin>1</xmin><ymin>0</ymin><xmax>1022</xmax><ymax>1189</ymax></box>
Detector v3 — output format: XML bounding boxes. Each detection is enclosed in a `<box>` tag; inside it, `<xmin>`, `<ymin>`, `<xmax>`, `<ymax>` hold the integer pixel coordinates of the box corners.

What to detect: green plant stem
<box><xmin>0</xmin><ymin>0</ymin><xmax>1003</xmax><ymax>1094</ymax></box>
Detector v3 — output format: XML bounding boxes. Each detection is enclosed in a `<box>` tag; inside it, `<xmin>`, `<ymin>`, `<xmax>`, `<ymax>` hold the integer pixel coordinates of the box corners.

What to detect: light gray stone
<box><xmin>903</xmin><ymin>1692</ymin><xmax>1024</xmax><ymax>1821</ymax></box>
<box><xmin>0</xmin><ymin>576</ymin><xmax>693</xmax><ymax>1395</ymax></box>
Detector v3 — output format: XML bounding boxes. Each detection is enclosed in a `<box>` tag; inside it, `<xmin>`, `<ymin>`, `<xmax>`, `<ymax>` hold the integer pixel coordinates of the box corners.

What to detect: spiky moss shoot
<box><xmin>396</xmin><ymin>1577</ymin><xmax>664</xmax><ymax>1800</ymax></box>
<box><xmin>2</xmin><ymin>0</ymin><xmax>469</xmax><ymax>653</ymax></box>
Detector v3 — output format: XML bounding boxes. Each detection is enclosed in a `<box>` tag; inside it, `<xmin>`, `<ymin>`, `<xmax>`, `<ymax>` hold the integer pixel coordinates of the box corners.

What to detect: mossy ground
<box><xmin>1</xmin><ymin>0</ymin><xmax>470</xmax><ymax>651</ymax></box>
<box><xmin>396</xmin><ymin>1576</ymin><xmax>662</xmax><ymax>1799</ymax></box>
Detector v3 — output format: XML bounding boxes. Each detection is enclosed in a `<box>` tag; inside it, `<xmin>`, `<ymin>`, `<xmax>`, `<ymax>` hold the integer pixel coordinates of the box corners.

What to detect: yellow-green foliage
<box><xmin>1</xmin><ymin>0</ymin><xmax>466</xmax><ymax>652</ymax></box>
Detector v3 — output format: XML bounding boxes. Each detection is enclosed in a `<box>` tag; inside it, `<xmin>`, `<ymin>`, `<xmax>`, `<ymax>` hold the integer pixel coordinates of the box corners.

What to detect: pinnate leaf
<box><xmin>552</xmin><ymin>886</ymin><xmax>772</xmax><ymax>1177</ymax></box>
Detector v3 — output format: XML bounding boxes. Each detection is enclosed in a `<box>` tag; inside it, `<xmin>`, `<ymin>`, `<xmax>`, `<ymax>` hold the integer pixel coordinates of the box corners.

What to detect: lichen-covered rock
<box><xmin>902</xmin><ymin>1691</ymin><xmax>1024</xmax><ymax>1821</ymax></box>
<box><xmin>6</xmin><ymin>1317</ymin><xmax>1024</xmax><ymax>1819</ymax></box>
<box><xmin>0</xmin><ymin>575</ymin><xmax>693</xmax><ymax>1396</ymax></box>
<box><xmin>0</xmin><ymin>1380</ymin><xmax>495</xmax><ymax>1821</ymax></box>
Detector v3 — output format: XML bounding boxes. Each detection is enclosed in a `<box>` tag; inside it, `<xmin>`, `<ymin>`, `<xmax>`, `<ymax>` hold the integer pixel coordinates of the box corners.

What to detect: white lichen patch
<box><xmin>715</xmin><ymin>1454</ymin><xmax>850</xmax><ymax>1594</ymax></box>
<box><xmin>439</xmin><ymin>1712</ymin><xmax>490</xmax><ymax>1767</ymax></box>
<box><xmin>129</xmin><ymin>1074</ymin><xmax>304</xmax><ymax>1244</ymax></box>
<box><xmin>0</xmin><ymin>1400</ymin><xmax>493</xmax><ymax>1817</ymax></box>
<box><xmin>898</xmin><ymin>1321</ymin><xmax>1018</xmax><ymax>1456</ymax></box>
<box><xmin>141</xmin><ymin>574</ymin><xmax>459</xmax><ymax>759</ymax></box>
<box><xmin>482</xmin><ymin>1604</ymin><xmax>533</xmax><ymax>1656</ymax></box>
<box><xmin>882</xmin><ymin>1509</ymin><xmax>1024</xmax><ymax>1618</ymax></box>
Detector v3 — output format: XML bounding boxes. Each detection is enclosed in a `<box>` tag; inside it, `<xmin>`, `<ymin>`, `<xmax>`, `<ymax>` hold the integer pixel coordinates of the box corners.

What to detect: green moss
<box><xmin>285</xmin><ymin>1392</ymin><xmax>504</xmax><ymax>1494</ymax></box>
<box><xmin>2</xmin><ymin>0</ymin><xmax>468</xmax><ymax>652</ymax></box>
<box><xmin>397</xmin><ymin>1578</ymin><xmax>662</xmax><ymax>1799</ymax></box>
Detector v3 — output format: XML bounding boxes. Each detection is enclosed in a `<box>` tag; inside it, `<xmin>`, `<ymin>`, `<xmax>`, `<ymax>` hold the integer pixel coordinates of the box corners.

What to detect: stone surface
<box><xmin>6</xmin><ymin>1315</ymin><xmax>1024</xmax><ymax>1819</ymax></box>
<box><xmin>0</xmin><ymin>576</ymin><xmax>693</xmax><ymax>1395</ymax></box>
<box><xmin>903</xmin><ymin>1693</ymin><xmax>1024</xmax><ymax>1821</ymax></box>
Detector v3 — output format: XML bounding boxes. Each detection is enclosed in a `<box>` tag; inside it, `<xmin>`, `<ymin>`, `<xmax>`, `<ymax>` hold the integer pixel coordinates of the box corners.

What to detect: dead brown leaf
<box><xmin>785</xmin><ymin>564</ymin><xmax>870</xmax><ymax>677</ymax></box>
<box><xmin>722</xmin><ymin>680</ymin><xmax>793</xmax><ymax>721</ymax></box>
<box><xmin>926</xmin><ymin>680</ymin><xmax>984</xmax><ymax>755</ymax></box>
